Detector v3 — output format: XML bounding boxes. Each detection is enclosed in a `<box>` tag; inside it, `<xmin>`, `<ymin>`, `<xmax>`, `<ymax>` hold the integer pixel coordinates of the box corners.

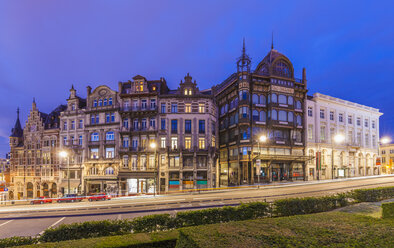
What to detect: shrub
<box><xmin>273</xmin><ymin>194</ymin><xmax>349</xmax><ymax>217</ymax></box>
<box><xmin>39</xmin><ymin>219</ymin><xmax>132</xmax><ymax>242</ymax></box>
<box><xmin>0</xmin><ymin>236</ymin><xmax>38</xmax><ymax>248</ymax></box>
<box><xmin>351</xmin><ymin>186</ymin><xmax>394</xmax><ymax>202</ymax></box>
<box><xmin>382</xmin><ymin>202</ymin><xmax>394</xmax><ymax>219</ymax></box>
<box><xmin>132</xmin><ymin>214</ymin><xmax>176</xmax><ymax>233</ymax></box>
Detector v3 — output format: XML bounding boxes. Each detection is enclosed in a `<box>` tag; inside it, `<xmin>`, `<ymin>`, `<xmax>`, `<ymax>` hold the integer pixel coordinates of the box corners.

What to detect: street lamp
<box><xmin>59</xmin><ymin>151</ymin><xmax>70</xmax><ymax>195</ymax></box>
<box><xmin>332</xmin><ymin>134</ymin><xmax>345</xmax><ymax>179</ymax></box>
<box><xmin>150</xmin><ymin>142</ymin><xmax>157</xmax><ymax>196</ymax></box>
<box><xmin>381</xmin><ymin>137</ymin><xmax>391</xmax><ymax>145</ymax></box>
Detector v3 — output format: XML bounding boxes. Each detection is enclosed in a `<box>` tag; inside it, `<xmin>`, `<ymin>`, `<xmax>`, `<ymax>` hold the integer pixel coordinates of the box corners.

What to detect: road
<box><xmin>0</xmin><ymin>175</ymin><xmax>393</xmax><ymax>238</ymax></box>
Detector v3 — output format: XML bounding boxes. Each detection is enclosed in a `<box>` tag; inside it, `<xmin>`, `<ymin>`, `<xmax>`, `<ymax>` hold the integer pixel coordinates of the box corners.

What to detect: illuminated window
<box><xmin>171</xmin><ymin>137</ymin><xmax>178</xmax><ymax>149</ymax></box>
<box><xmin>212</xmin><ymin>136</ymin><xmax>216</xmax><ymax>147</ymax></box>
<box><xmin>199</xmin><ymin>138</ymin><xmax>205</xmax><ymax>149</ymax></box>
<box><xmin>184</xmin><ymin>89</ymin><xmax>188</xmax><ymax>95</ymax></box>
<box><xmin>188</xmin><ymin>89</ymin><xmax>192</xmax><ymax>95</ymax></box>
<box><xmin>152</xmin><ymin>86</ymin><xmax>156</xmax><ymax>91</ymax></box>
<box><xmin>185</xmin><ymin>104</ymin><xmax>191</xmax><ymax>113</ymax></box>
<box><xmin>185</xmin><ymin>137</ymin><xmax>191</xmax><ymax>149</ymax></box>
<box><xmin>161</xmin><ymin>137</ymin><xmax>166</xmax><ymax>148</ymax></box>
<box><xmin>198</xmin><ymin>103</ymin><xmax>205</xmax><ymax>113</ymax></box>
<box><xmin>136</xmin><ymin>82</ymin><xmax>144</xmax><ymax>92</ymax></box>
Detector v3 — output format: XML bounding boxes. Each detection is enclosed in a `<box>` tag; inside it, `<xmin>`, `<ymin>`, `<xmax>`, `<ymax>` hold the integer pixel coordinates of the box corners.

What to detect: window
<box><xmin>171</xmin><ymin>119</ymin><xmax>178</xmax><ymax>134</ymax></box>
<box><xmin>63</xmin><ymin>136</ymin><xmax>67</xmax><ymax>145</ymax></box>
<box><xmin>150</xmin><ymin>99</ymin><xmax>156</xmax><ymax>109</ymax></box>
<box><xmin>372</xmin><ymin>120</ymin><xmax>375</xmax><ymax>129</ymax></box>
<box><xmin>308</xmin><ymin>124</ymin><xmax>313</xmax><ymax>140</ymax></box>
<box><xmin>79</xmin><ymin>119</ymin><xmax>83</xmax><ymax>129</ymax></box>
<box><xmin>199</xmin><ymin>120</ymin><xmax>205</xmax><ymax>134</ymax></box>
<box><xmin>105</xmin><ymin>167</ymin><xmax>114</xmax><ymax>175</ymax></box>
<box><xmin>320</xmin><ymin>126</ymin><xmax>326</xmax><ymax>141</ymax></box>
<box><xmin>150</xmin><ymin>118</ymin><xmax>156</xmax><ymax>128</ymax></box>
<box><xmin>93</xmin><ymin>100</ymin><xmax>97</xmax><ymax>107</ymax></box>
<box><xmin>63</xmin><ymin>121</ymin><xmax>67</xmax><ymax>130</ymax></box>
<box><xmin>79</xmin><ymin>135</ymin><xmax>83</xmax><ymax>145</ymax></box>
<box><xmin>133</xmin><ymin>119</ymin><xmax>139</xmax><ymax>130</ymax></box>
<box><xmin>381</xmin><ymin>150</ymin><xmax>386</xmax><ymax>155</ymax></box>
<box><xmin>252</xmin><ymin>94</ymin><xmax>259</xmax><ymax>104</ymax></box>
<box><xmin>372</xmin><ymin>135</ymin><xmax>376</xmax><ymax>148</ymax></box>
<box><xmin>123</xmin><ymin>137</ymin><xmax>129</xmax><ymax>148</ymax></box>
<box><xmin>240</xmin><ymin>90</ymin><xmax>249</xmax><ymax>100</ymax></box>
<box><xmin>278</xmin><ymin>95</ymin><xmax>287</xmax><ymax>104</ymax></box>
<box><xmin>320</xmin><ymin>109</ymin><xmax>325</xmax><ymax>119</ymax></box>
<box><xmin>364</xmin><ymin>119</ymin><xmax>369</xmax><ymax>127</ymax></box>
<box><xmin>161</xmin><ymin>137</ymin><xmax>166</xmax><ymax>148</ymax></box>
<box><xmin>271</xmin><ymin>94</ymin><xmax>277</xmax><ymax>103</ymax></box>
<box><xmin>95</xmin><ymin>114</ymin><xmax>99</xmax><ymax>124</ymax></box>
<box><xmin>348</xmin><ymin>115</ymin><xmax>352</xmax><ymax>124</ymax></box>
<box><xmin>161</xmin><ymin>119</ymin><xmax>166</xmax><ymax>130</ymax></box>
<box><xmin>185</xmin><ymin>104</ymin><xmax>191</xmax><ymax>113</ymax></box>
<box><xmin>273</xmin><ymin>60</ymin><xmax>291</xmax><ymax>77</ymax></box>
<box><xmin>106</xmin><ymin>113</ymin><xmax>110</xmax><ymax>123</ymax></box>
<box><xmin>295</xmin><ymin>101</ymin><xmax>302</xmax><ymax>109</ymax></box>
<box><xmin>123</xmin><ymin>118</ymin><xmax>129</xmax><ymax>128</ymax></box>
<box><xmin>171</xmin><ymin>137</ymin><xmax>178</xmax><ymax>149</ymax></box>
<box><xmin>106</xmin><ymin>131</ymin><xmax>114</xmax><ymax>141</ymax></box>
<box><xmin>136</xmin><ymin>81</ymin><xmax>144</xmax><ymax>92</ymax></box>
<box><xmin>357</xmin><ymin>117</ymin><xmax>361</xmax><ymax>126</ymax></box>
<box><xmin>199</xmin><ymin>138</ymin><xmax>205</xmax><ymax>149</ymax></box>
<box><xmin>279</xmin><ymin>111</ymin><xmax>287</xmax><ymax>121</ymax></box>
<box><xmin>71</xmin><ymin>121</ymin><xmax>75</xmax><ymax>129</ymax></box>
<box><xmin>185</xmin><ymin>120</ymin><xmax>191</xmax><ymax>134</ymax></box>
<box><xmin>133</xmin><ymin>100</ymin><xmax>138</xmax><ymax>110</ymax></box>
<box><xmin>308</xmin><ymin>107</ymin><xmax>313</xmax><ymax>117</ymax></box>
<box><xmin>288</xmin><ymin>112</ymin><xmax>293</xmax><ymax>122</ymax></box>
<box><xmin>111</xmin><ymin>113</ymin><xmax>115</xmax><ymax>122</ymax></box>
<box><xmin>161</xmin><ymin>103</ymin><xmax>166</xmax><ymax>113</ymax></box>
<box><xmin>365</xmin><ymin>134</ymin><xmax>369</xmax><ymax>147</ymax></box>
<box><xmin>103</xmin><ymin>98</ymin><xmax>107</xmax><ymax>106</ymax></box>
<box><xmin>109</xmin><ymin>98</ymin><xmax>113</xmax><ymax>105</ymax></box>
<box><xmin>330</xmin><ymin>111</ymin><xmax>334</xmax><ymax>121</ymax></box>
<box><xmin>240</xmin><ymin>106</ymin><xmax>249</xmax><ymax>119</ymax></box>
<box><xmin>252</xmin><ymin>110</ymin><xmax>259</xmax><ymax>121</ymax></box>
<box><xmin>198</xmin><ymin>103</ymin><xmax>205</xmax><ymax>113</ymax></box>
<box><xmin>339</xmin><ymin>113</ymin><xmax>343</xmax><ymax>122</ymax></box>
<box><xmin>105</xmin><ymin>147</ymin><xmax>115</xmax><ymax>158</ymax></box>
<box><xmin>185</xmin><ymin>137</ymin><xmax>191</xmax><ymax>149</ymax></box>
<box><xmin>90</xmin><ymin>148</ymin><xmax>99</xmax><ymax>159</ymax></box>
<box><xmin>99</xmin><ymin>99</ymin><xmax>102</xmax><ymax>106</ymax></box>
<box><xmin>141</xmin><ymin>99</ymin><xmax>147</xmax><ymax>110</ymax></box>
<box><xmin>296</xmin><ymin>115</ymin><xmax>302</xmax><ymax>126</ymax></box>
<box><xmin>171</xmin><ymin>104</ymin><xmax>178</xmax><ymax>113</ymax></box>
<box><xmin>141</xmin><ymin>119</ymin><xmax>147</xmax><ymax>130</ymax></box>
<box><xmin>91</xmin><ymin>133</ymin><xmax>99</xmax><ymax>141</ymax></box>
<box><xmin>260</xmin><ymin>95</ymin><xmax>266</xmax><ymax>105</ymax></box>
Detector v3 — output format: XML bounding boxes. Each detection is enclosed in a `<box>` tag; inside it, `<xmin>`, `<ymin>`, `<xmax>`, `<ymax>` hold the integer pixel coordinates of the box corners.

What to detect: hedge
<box><xmin>382</xmin><ymin>202</ymin><xmax>394</xmax><ymax>219</ymax></box>
<box><xmin>273</xmin><ymin>194</ymin><xmax>349</xmax><ymax>217</ymax></box>
<box><xmin>0</xmin><ymin>236</ymin><xmax>38</xmax><ymax>248</ymax></box>
<box><xmin>351</xmin><ymin>186</ymin><xmax>394</xmax><ymax>202</ymax></box>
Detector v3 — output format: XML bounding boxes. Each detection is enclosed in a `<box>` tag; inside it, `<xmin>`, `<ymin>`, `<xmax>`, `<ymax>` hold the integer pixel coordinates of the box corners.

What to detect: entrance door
<box><xmin>139</xmin><ymin>179</ymin><xmax>146</xmax><ymax>193</ymax></box>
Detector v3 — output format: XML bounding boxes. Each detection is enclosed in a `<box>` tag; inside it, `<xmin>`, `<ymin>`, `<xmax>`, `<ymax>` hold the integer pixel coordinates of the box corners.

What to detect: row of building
<box><xmin>5</xmin><ymin>42</ymin><xmax>388</xmax><ymax>200</ymax></box>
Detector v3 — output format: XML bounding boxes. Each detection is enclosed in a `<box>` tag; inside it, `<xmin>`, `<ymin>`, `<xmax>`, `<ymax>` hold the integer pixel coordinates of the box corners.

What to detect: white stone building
<box><xmin>306</xmin><ymin>93</ymin><xmax>382</xmax><ymax>180</ymax></box>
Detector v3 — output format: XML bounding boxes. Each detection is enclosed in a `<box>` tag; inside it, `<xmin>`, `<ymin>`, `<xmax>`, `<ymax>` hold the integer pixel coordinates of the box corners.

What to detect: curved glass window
<box><xmin>260</xmin><ymin>111</ymin><xmax>266</xmax><ymax>122</ymax></box>
<box><xmin>273</xmin><ymin>60</ymin><xmax>291</xmax><ymax>78</ymax></box>
<box><xmin>272</xmin><ymin>110</ymin><xmax>277</xmax><ymax>120</ymax></box>
<box><xmin>239</xmin><ymin>90</ymin><xmax>249</xmax><ymax>100</ymax></box>
<box><xmin>288</xmin><ymin>96</ymin><xmax>294</xmax><ymax>105</ymax></box>
<box><xmin>252</xmin><ymin>110</ymin><xmax>259</xmax><ymax>121</ymax></box>
<box><xmin>288</xmin><ymin>112</ymin><xmax>294</xmax><ymax>122</ymax></box>
<box><xmin>252</xmin><ymin>94</ymin><xmax>259</xmax><ymax>104</ymax></box>
<box><xmin>278</xmin><ymin>95</ymin><xmax>287</xmax><ymax>104</ymax></box>
<box><xmin>272</xmin><ymin>94</ymin><xmax>277</xmax><ymax>103</ymax></box>
<box><xmin>279</xmin><ymin>111</ymin><xmax>287</xmax><ymax>121</ymax></box>
<box><xmin>296</xmin><ymin>115</ymin><xmax>302</xmax><ymax>126</ymax></box>
<box><xmin>239</xmin><ymin>106</ymin><xmax>249</xmax><ymax>119</ymax></box>
<box><xmin>296</xmin><ymin>101</ymin><xmax>302</xmax><ymax>109</ymax></box>
<box><xmin>259</xmin><ymin>95</ymin><xmax>266</xmax><ymax>105</ymax></box>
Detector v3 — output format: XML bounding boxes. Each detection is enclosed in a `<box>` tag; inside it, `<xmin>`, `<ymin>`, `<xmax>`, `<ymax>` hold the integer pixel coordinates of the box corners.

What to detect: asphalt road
<box><xmin>0</xmin><ymin>175</ymin><xmax>393</xmax><ymax>238</ymax></box>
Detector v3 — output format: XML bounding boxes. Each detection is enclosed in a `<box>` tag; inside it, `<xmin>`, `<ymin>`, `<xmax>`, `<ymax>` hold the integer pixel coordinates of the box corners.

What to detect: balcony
<box><xmin>88</xmin><ymin>141</ymin><xmax>100</xmax><ymax>146</ymax></box>
<box><xmin>104</xmin><ymin>140</ymin><xmax>116</xmax><ymax>145</ymax></box>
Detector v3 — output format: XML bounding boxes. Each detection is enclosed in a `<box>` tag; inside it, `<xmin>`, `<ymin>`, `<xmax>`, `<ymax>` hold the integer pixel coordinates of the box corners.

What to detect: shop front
<box><xmin>118</xmin><ymin>172</ymin><xmax>156</xmax><ymax>195</ymax></box>
<box><xmin>84</xmin><ymin>176</ymin><xmax>118</xmax><ymax>195</ymax></box>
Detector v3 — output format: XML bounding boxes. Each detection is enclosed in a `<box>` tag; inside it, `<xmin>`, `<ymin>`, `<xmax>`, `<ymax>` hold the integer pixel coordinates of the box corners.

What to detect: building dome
<box><xmin>254</xmin><ymin>49</ymin><xmax>294</xmax><ymax>79</ymax></box>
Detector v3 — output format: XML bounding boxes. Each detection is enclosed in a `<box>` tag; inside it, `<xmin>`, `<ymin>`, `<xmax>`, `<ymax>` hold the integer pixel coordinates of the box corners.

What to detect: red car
<box><xmin>88</xmin><ymin>193</ymin><xmax>111</xmax><ymax>202</ymax></box>
<box><xmin>57</xmin><ymin>194</ymin><xmax>84</xmax><ymax>203</ymax></box>
<box><xmin>30</xmin><ymin>197</ymin><xmax>53</xmax><ymax>205</ymax></box>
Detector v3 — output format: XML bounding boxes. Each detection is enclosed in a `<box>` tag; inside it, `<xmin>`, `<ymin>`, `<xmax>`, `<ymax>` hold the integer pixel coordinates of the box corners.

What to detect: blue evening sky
<box><xmin>0</xmin><ymin>0</ymin><xmax>393</xmax><ymax>156</ymax></box>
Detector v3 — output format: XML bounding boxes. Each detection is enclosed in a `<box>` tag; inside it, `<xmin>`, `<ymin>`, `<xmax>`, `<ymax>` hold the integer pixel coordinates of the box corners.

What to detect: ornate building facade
<box><xmin>306</xmin><ymin>93</ymin><xmax>382</xmax><ymax>180</ymax></box>
<box><xmin>215</xmin><ymin>42</ymin><xmax>308</xmax><ymax>186</ymax></box>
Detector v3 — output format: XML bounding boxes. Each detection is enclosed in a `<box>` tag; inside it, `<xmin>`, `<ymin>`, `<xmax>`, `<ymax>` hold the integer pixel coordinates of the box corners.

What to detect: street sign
<box><xmin>4</xmin><ymin>188</ymin><xmax>8</xmax><ymax>192</ymax></box>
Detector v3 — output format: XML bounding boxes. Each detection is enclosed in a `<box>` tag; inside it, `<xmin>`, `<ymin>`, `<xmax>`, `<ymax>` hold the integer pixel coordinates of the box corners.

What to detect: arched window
<box><xmin>103</xmin><ymin>98</ymin><xmax>107</xmax><ymax>106</ymax></box>
<box><xmin>99</xmin><ymin>99</ymin><xmax>103</xmax><ymax>106</ymax></box>
<box><xmin>260</xmin><ymin>111</ymin><xmax>266</xmax><ymax>122</ymax></box>
<box><xmin>93</xmin><ymin>100</ymin><xmax>97</xmax><ymax>107</ymax></box>
<box><xmin>288</xmin><ymin>112</ymin><xmax>294</xmax><ymax>122</ymax></box>
<box><xmin>278</xmin><ymin>95</ymin><xmax>287</xmax><ymax>104</ymax></box>
<box><xmin>259</xmin><ymin>95</ymin><xmax>266</xmax><ymax>105</ymax></box>
<box><xmin>106</xmin><ymin>131</ymin><xmax>114</xmax><ymax>141</ymax></box>
<box><xmin>105</xmin><ymin>167</ymin><xmax>114</xmax><ymax>175</ymax></box>
<box><xmin>279</xmin><ymin>111</ymin><xmax>287</xmax><ymax>121</ymax></box>
<box><xmin>271</xmin><ymin>94</ymin><xmax>277</xmax><ymax>103</ymax></box>
<box><xmin>123</xmin><ymin>155</ymin><xmax>129</xmax><ymax>168</ymax></box>
<box><xmin>239</xmin><ymin>90</ymin><xmax>249</xmax><ymax>100</ymax></box>
<box><xmin>296</xmin><ymin>115</ymin><xmax>302</xmax><ymax>126</ymax></box>
<box><xmin>109</xmin><ymin>98</ymin><xmax>113</xmax><ymax>105</ymax></box>
<box><xmin>288</xmin><ymin>96</ymin><xmax>294</xmax><ymax>105</ymax></box>
<box><xmin>91</xmin><ymin>132</ymin><xmax>99</xmax><ymax>141</ymax></box>
<box><xmin>272</xmin><ymin>110</ymin><xmax>277</xmax><ymax>120</ymax></box>
<box><xmin>296</xmin><ymin>101</ymin><xmax>302</xmax><ymax>109</ymax></box>
<box><xmin>252</xmin><ymin>110</ymin><xmax>259</xmax><ymax>121</ymax></box>
<box><xmin>239</xmin><ymin>106</ymin><xmax>249</xmax><ymax>119</ymax></box>
<box><xmin>273</xmin><ymin>60</ymin><xmax>291</xmax><ymax>78</ymax></box>
<box><xmin>252</xmin><ymin>94</ymin><xmax>259</xmax><ymax>104</ymax></box>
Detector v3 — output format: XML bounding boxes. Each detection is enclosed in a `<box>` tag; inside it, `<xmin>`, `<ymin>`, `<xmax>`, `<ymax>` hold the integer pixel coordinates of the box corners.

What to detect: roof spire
<box><xmin>242</xmin><ymin>37</ymin><xmax>246</xmax><ymax>57</ymax></box>
<box><xmin>17</xmin><ymin>107</ymin><xmax>20</xmax><ymax>119</ymax></box>
<box><xmin>71</xmin><ymin>84</ymin><xmax>75</xmax><ymax>90</ymax></box>
<box><xmin>10</xmin><ymin>107</ymin><xmax>23</xmax><ymax>138</ymax></box>
<box><xmin>271</xmin><ymin>31</ymin><xmax>274</xmax><ymax>50</ymax></box>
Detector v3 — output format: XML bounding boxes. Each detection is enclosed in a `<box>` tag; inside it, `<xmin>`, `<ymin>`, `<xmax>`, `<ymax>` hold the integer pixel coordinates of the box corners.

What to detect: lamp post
<box><xmin>331</xmin><ymin>134</ymin><xmax>345</xmax><ymax>180</ymax></box>
<box><xmin>257</xmin><ymin>135</ymin><xmax>267</xmax><ymax>184</ymax></box>
<box><xmin>379</xmin><ymin>137</ymin><xmax>391</xmax><ymax>175</ymax></box>
<box><xmin>150</xmin><ymin>142</ymin><xmax>157</xmax><ymax>197</ymax></box>
<box><xmin>59</xmin><ymin>151</ymin><xmax>70</xmax><ymax>195</ymax></box>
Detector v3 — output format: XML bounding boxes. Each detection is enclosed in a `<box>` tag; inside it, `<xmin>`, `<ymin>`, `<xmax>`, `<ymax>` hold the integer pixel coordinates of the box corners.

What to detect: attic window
<box><xmin>152</xmin><ymin>86</ymin><xmax>156</xmax><ymax>91</ymax></box>
<box><xmin>184</xmin><ymin>89</ymin><xmax>192</xmax><ymax>96</ymax></box>
<box><xmin>136</xmin><ymin>82</ymin><xmax>144</xmax><ymax>92</ymax></box>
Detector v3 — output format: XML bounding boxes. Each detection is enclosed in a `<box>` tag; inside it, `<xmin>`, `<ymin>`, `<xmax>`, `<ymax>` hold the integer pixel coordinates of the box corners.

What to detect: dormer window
<box><xmin>71</xmin><ymin>104</ymin><xmax>75</xmax><ymax>111</ymax></box>
<box><xmin>184</xmin><ymin>89</ymin><xmax>192</xmax><ymax>95</ymax></box>
<box><xmin>136</xmin><ymin>82</ymin><xmax>144</xmax><ymax>92</ymax></box>
<box><xmin>152</xmin><ymin>86</ymin><xmax>156</xmax><ymax>91</ymax></box>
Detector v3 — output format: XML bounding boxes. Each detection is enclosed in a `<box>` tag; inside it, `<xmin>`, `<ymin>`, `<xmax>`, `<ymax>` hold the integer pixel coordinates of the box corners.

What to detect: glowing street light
<box><xmin>333</xmin><ymin>134</ymin><xmax>345</xmax><ymax>144</ymax></box>
<box><xmin>332</xmin><ymin>134</ymin><xmax>345</xmax><ymax>180</ymax></box>
<box><xmin>381</xmin><ymin>137</ymin><xmax>391</xmax><ymax>144</ymax></box>
<box><xmin>150</xmin><ymin>142</ymin><xmax>157</xmax><ymax>149</ymax></box>
<box><xmin>59</xmin><ymin>151</ymin><xmax>68</xmax><ymax>158</ymax></box>
<box><xmin>259</xmin><ymin>135</ymin><xmax>267</xmax><ymax>143</ymax></box>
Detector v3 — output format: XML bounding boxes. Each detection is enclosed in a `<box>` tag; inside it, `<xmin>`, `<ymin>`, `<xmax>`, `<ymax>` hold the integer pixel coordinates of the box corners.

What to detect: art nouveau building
<box><xmin>215</xmin><ymin>42</ymin><xmax>308</xmax><ymax>186</ymax></box>
<box><xmin>8</xmin><ymin>101</ymin><xmax>66</xmax><ymax>200</ymax></box>
<box><xmin>158</xmin><ymin>73</ymin><xmax>218</xmax><ymax>192</ymax></box>
<box><xmin>306</xmin><ymin>93</ymin><xmax>382</xmax><ymax>180</ymax></box>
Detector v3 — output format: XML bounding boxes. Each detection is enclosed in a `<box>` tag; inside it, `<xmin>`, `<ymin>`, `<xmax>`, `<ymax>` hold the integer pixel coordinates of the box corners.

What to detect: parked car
<box><xmin>57</xmin><ymin>194</ymin><xmax>84</xmax><ymax>203</ymax></box>
<box><xmin>88</xmin><ymin>193</ymin><xmax>111</xmax><ymax>202</ymax></box>
<box><xmin>30</xmin><ymin>196</ymin><xmax>53</xmax><ymax>205</ymax></box>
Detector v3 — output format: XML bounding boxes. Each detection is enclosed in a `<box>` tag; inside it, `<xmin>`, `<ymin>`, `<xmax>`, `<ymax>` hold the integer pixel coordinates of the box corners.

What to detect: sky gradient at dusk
<box><xmin>0</xmin><ymin>0</ymin><xmax>393</xmax><ymax>156</ymax></box>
